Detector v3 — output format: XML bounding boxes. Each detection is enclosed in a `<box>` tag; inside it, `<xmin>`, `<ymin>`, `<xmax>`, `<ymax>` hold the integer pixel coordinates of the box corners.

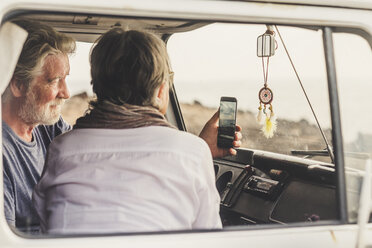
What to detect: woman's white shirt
<box><xmin>33</xmin><ymin>126</ymin><xmax>221</xmax><ymax>234</ymax></box>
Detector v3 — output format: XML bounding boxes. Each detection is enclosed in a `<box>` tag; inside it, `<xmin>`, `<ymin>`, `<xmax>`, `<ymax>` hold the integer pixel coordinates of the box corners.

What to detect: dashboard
<box><xmin>214</xmin><ymin>149</ymin><xmax>338</xmax><ymax>225</ymax></box>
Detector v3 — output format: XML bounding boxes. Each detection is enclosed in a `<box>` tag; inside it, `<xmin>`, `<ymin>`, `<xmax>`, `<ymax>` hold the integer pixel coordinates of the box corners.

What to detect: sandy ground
<box><xmin>62</xmin><ymin>94</ymin><xmax>332</xmax><ymax>159</ymax></box>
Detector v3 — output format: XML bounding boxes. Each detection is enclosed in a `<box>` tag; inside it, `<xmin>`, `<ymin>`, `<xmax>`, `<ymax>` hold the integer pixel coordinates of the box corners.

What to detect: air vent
<box><xmin>73</xmin><ymin>16</ymin><xmax>98</xmax><ymax>25</ymax></box>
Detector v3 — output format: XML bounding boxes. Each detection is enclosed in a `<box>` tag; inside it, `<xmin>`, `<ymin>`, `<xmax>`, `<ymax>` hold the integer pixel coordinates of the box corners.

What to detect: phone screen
<box><xmin>219</xmin><ymin>100</ymin><xmax>237</xmax><ymax>127</ymax></box>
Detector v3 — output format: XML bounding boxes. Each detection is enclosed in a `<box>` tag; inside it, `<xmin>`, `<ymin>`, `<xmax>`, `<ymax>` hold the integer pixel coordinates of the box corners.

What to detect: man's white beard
<box><xmin>18</xmin><ymin>88</ymin><xmax>65</xmax><ymax>126</ymax></box>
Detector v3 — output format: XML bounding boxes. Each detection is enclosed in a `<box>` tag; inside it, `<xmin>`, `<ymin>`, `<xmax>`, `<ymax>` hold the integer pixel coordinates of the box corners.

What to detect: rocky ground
<box><xmin>62</xmin><ymin>94</ymin><xmax>332</xmax><ymax>159</ymax></box>
<box><xmin>61</xmin><ymin>92</ymin><xmax>90</xmax><ymax>125</ymax></box>
<box><xmin>180</xmin><ymin>101</ymin><xmax>332</xmax><ymax>156</ymax></box>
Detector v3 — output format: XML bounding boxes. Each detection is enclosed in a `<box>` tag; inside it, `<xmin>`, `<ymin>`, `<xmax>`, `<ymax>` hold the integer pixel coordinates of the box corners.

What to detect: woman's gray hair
<box><xmin>90</xmin><ymin>28</ymin><xmax>172</xmax><ymax>107</ymax></box>
<box><xmin>11</xmin><ymin>19</ymin><xmax>76</xmax><ymax>90</ymax></box>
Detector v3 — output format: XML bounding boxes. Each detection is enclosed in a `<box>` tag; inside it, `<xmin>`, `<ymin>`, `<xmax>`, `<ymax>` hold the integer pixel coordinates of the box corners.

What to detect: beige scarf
<box><xmin>74</xmin><ymin>100</ymin><xmax>175</xmax><ymax>130</ymax></box>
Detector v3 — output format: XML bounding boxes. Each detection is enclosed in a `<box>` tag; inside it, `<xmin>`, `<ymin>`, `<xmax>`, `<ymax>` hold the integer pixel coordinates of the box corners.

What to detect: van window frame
<box><xmin>1</xmin><ymin>9</ymin><xmax>369</xmax><ymax>238</ymax></box>
<box><xmin>322</xmin><ymin>27</ymin><xmax>347</xmax><ymax>223</ymax></box>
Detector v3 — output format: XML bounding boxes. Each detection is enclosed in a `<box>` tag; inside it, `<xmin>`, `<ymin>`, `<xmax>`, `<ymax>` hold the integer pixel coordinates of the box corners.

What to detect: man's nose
<box><xmin>58</xmin><ymin>79</ymin><xmax>70</xmax><ymax>99</ymax></box>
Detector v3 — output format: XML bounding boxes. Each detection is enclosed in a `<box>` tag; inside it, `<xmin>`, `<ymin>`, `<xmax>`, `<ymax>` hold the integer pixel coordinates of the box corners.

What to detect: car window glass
<box><xmin>2</xmin><ymin>19</ymin><xmax>340</xmax><ymax>237</ymax></box>
<box><xmin>334</xmin><ymin>32</ymin><xmax>372</xmax><ymax>222</ymax></box>
<box><xmin>168</xmin><ymin>23</ymin><xmax>332</xmax><ymax>162</ymax></box>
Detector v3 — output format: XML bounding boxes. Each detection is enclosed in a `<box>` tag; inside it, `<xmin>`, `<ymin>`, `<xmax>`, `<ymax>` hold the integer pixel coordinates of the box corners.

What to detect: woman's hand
<box><xmin>199</xmin><ymin>110</ymin><xmax>242</xmax><ymax>158</ymax></box>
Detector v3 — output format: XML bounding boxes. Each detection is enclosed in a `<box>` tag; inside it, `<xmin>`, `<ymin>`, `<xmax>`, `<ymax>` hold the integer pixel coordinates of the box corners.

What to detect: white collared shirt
<box><xmin>33</xmin><ymin>126</ymin><xmax>222</xmax><ymax>234</ymax></box>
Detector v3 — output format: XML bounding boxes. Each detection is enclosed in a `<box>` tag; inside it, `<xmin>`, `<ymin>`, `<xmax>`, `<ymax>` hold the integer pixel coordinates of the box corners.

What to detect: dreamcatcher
<box><xmin>256</xmin><ymin>26</ymin><xmax>277</xmax><ymax>138</ymax></box>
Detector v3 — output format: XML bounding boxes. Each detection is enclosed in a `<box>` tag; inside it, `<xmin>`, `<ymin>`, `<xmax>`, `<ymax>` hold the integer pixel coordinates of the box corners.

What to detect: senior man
<box><xmin>2</xmin><ymin>19</ymin><xmax>75</xmax><ymax>232</ymax></box>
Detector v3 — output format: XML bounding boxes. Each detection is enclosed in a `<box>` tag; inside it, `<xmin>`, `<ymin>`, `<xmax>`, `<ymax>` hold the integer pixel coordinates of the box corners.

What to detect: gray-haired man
<box><xmin>2</xmin><ymin>19</ymin><xmax>75</xmax><ymax>232</ymax></box>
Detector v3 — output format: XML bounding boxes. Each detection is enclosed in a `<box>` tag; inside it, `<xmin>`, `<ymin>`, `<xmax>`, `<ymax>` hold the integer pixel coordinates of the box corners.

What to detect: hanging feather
<box><xmin>262</xmin><ymin>104</ymin><xmax>277</xmax><ymax>138</ymax></box>
<box><xmin>262</xmin><ymin>116</ymin><xmax>277</xmax><ymax>138</ymax></box>
<box><xmin>257</xmin><ymin>103</ymin><xmax>263</xmax><ymax>123</ymax></box>
<box><xmin>269</xmin><ymin>104</ymin><xmax>274</xmax><ymax>119</ymax></box>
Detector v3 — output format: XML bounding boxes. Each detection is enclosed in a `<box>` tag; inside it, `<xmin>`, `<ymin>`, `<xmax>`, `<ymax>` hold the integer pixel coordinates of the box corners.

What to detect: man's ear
<box><xmin>155</xmin><ymin>81</ymin><xmax>169</xmax><ymax>114</ymax></box>
<box><xmin>9</xmin><ymin>77</ymin><xmax>24</xmax><ymax>98</ymax></box>
<box><xmin>157</xmin><ymin>81</ymin><xmax>167</xmax><ymax>100</ymax></box>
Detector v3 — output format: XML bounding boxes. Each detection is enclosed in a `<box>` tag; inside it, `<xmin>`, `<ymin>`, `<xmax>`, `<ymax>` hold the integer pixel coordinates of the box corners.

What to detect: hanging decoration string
<box><xmin>262</xmin><ymin>56</ymin><xmax>270</xmax><ymax>87</ymax></box>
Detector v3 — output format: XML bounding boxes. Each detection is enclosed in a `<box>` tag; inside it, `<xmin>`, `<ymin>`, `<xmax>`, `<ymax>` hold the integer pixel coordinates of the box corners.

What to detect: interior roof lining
<box><xmin>4</xmin><ymin>11</ymin><xmax>368</xmax><ymax>43</ymax></box>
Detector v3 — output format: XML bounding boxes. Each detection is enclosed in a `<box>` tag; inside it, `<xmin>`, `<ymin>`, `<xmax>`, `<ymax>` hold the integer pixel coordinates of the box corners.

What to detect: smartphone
<box><xmin>217</xmin><ymin>96</ymin><xmax>237</xmax><ymax>148</ymax></box>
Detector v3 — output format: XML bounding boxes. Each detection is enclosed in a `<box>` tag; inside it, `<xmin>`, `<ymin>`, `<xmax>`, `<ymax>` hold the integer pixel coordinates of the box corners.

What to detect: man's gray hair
<box><xmin>10</xmin><ymin>19</ymin><xmax>76</xmax><ymax>91</ymax></box>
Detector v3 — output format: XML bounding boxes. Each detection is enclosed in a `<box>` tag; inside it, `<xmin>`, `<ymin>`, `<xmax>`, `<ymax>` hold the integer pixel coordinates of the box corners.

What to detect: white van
<box><xmin>1</xmin><ymin>0</ymin><xmax>372</xmax><ymax>247</ymax></box>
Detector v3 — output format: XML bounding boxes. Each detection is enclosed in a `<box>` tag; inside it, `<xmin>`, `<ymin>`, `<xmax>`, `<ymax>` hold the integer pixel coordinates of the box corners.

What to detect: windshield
<box><xmin>168</xmin><ymin>23</ymin><xmax>332</xmax><ymax>163</ymax></box>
